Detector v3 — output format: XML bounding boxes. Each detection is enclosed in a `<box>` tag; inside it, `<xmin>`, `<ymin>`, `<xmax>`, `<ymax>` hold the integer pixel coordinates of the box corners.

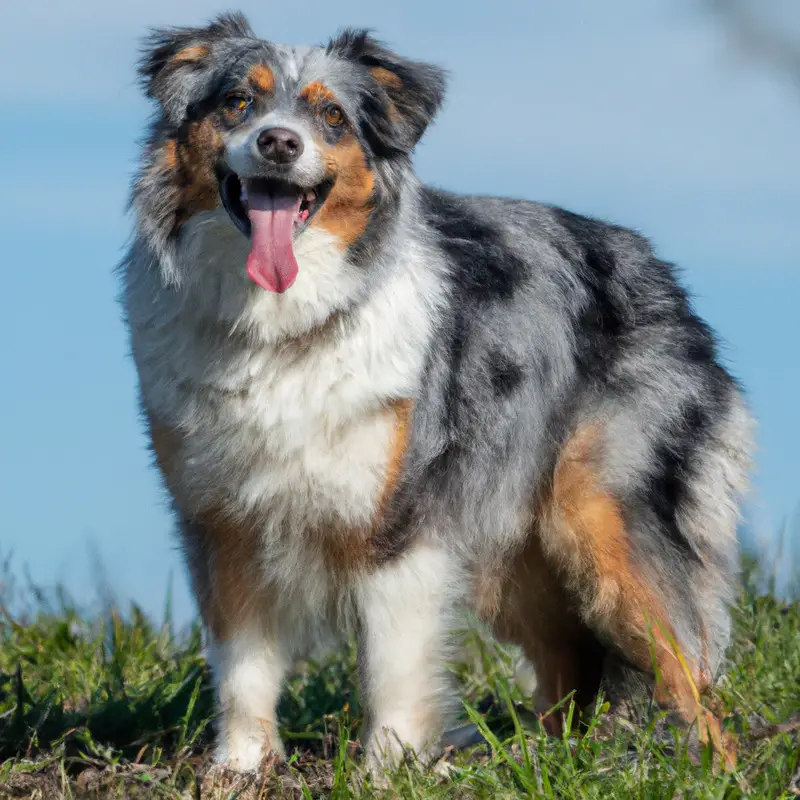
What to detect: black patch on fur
<box><xmin>488</xmin><ymin>352</ymin><xmax>524</xmax><ymax>398</ymax></box>
<box><xmin>551</xmin><ymin>207</ymin><xmax>631</xmax><ymax>384</ymax></box>
<box><xmin>684</xmin><ymin>325</ymin><xmax>717</xmax><ymax>364</ymax></box>
<box><xmin>415</xmin><ymin>189</ymin><xmax>530</xmax><ymax>498</ymax></box>
<box><xmin>423</xmin><ymin>309</ymin><xmax>469</xmax><ymax>485</ymax></box>
<box><xmin>443</xmin><ymin>311</ymin><xmax>468</xmax><ymax>439</ymax></box>
<box><xmin>423</xmin><ymin>188</ymin><xmax>527</xmax><ymax>302</ymax></box>
<box><xmin>372</xmin><ymin>496</ymin><xmax>417</xmax><ymax>563</ymax></box>
<box><xmin>641</xmin><ymin>352</ymin><xmax>733</xmax><ymax>563</ymax></box>
<box><xmin>644</xmin><ymin>405</ymin><xmax>707</xmax><ymax>562</ymax></box>
<box><xmin>671</xmin><ymin>288</ymin><xmax>723</xmax><ymax>367</ymax></box>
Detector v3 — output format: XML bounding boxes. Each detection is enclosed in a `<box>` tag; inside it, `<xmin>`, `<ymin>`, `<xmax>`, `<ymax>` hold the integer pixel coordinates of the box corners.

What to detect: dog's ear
<box><xmin>138</xmin><ymin>12</ymin><xmax>255</xmax><ymax>124</ymax></box>
<box><xmin>328</xmin><ymin>30</ymin><xmax>447</xmax><ymax>156</ymax></box>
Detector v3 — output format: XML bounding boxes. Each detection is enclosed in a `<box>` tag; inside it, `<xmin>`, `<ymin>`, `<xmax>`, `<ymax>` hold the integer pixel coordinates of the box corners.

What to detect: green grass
<box><xmin>0</xmin><ymin>567</ymin><xmax>798</xmax><ymax>798</ymax></box>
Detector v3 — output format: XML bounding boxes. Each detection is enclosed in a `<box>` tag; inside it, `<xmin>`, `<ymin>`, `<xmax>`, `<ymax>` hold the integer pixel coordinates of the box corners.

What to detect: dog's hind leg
<box><xmin>537</xmin><ymin>425</ymin><xmax>736</xmax><ymax>767</ymax></box>
<box><xmin>487</xmin><ymin>532</ymin><xmax>607</xmax><ymax>734</ymax></box>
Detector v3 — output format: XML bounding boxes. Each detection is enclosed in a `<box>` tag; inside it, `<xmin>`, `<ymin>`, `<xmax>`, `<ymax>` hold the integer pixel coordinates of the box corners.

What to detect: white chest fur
<box><xmin>124</xmin><ymin>218</ymin><xmax>439</xmax><ymax>540</ymax></box>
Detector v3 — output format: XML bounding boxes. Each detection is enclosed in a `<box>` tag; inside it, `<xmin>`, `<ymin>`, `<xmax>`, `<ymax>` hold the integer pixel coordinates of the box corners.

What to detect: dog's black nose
<box><xmin>256</xmin><ymin>127</ymin><xmax>304</xmax><ymax>164</ymax></box>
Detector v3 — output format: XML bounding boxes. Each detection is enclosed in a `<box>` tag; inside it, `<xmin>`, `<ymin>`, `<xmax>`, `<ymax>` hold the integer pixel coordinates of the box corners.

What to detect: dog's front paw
<box><xmin>215</xmin><ymin>717</ymin><xmax>286</xmax><ymax>773</ymax></box>
<box><xmin>202</xmin><ymin>751</ymin><xmax>284</xmax><ymax>799</ymax></box>
<box><xmin>364</xmin><ymin>721</ymin><xmax>443</xmax><ymax>775</ymax></box>
<box><xmin>201</xmin><ymin>762</ymin><xmax>255</xmax><ymax>798</ymax></box>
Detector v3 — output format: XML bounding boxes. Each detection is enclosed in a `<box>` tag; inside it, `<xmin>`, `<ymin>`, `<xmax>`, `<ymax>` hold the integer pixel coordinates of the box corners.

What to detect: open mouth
<box><xmin>219</xmin><ymin>173</ymin><xmax>333</xmax><ymax>293</ymax></box>
<box><xmin>220</xmin><ymin>174</ymin><xmax>332</xmax><ymax>238</ymax></box>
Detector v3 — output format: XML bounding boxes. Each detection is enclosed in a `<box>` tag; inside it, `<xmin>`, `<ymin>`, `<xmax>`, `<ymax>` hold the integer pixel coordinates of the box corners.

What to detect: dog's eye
<box><xmin>223</xmin><ymin>94</ymin><xmax>252</xmax><ymax>116</ymax></box>
<box><xmin>324</xmin><ymin>105</ymin><xmax>345</xmax><ymax>127</ymax></box>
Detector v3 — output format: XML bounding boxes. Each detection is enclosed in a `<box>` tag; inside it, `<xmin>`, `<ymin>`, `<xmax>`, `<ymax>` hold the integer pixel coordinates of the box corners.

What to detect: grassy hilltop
<box><xmin>0</xmin><ymin>561</ymin><xmax>798</xmax><ymax>799</ymax></box>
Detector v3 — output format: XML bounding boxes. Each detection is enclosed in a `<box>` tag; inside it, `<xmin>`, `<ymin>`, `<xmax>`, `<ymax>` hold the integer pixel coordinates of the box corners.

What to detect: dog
<box><xmin>120</xmin><ymin>12</ymin><xmax>754</xmax><ymax>773</ymax></box>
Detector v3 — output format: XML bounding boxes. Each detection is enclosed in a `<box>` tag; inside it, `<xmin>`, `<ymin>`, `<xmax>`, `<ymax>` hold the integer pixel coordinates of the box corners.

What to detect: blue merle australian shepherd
<box><xmin>121</xmin><ymin>12</ymin><xmax>754</xmax><ymax>774</ymax></box>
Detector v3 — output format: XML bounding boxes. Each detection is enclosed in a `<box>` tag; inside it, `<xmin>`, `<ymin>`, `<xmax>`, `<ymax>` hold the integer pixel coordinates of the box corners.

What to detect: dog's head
<box><xmin>132</xmin><ymin>13</ymin><xmax>446</xmax><ymax>291</ymax></box>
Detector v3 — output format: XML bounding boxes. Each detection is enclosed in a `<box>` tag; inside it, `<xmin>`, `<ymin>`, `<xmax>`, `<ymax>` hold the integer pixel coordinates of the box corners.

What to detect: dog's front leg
<box><xmin>356</xmin><ymin>542</ymin><xmax>461</xmax><ymax>772</ymax></box>
<box><xmin>180</xmin><ymin>516</ymin><xmax>289</xmax><ymax>772</ymax></box>
<box><xmin>209</xmin><ymin>626</ymin><xmax>289</xmax><ymax>771</ymax></box>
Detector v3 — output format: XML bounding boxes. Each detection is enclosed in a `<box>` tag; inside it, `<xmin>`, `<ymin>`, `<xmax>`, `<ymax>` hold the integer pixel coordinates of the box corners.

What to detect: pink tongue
<box><xmin>245</xmin><ymin>184</ymin><xmax>301</xmax><ymax>293</ymax></box>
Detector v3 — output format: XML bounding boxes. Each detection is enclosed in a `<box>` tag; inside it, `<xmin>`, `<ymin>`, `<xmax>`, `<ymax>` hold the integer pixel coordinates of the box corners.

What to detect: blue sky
<box><xmin>1</xmin><ymin>0</ymin><xmax>798</xmax><ymax>622</ymax></box>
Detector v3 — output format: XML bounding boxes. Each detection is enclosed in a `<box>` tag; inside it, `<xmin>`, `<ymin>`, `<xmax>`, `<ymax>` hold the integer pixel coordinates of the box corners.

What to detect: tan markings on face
<box><xmin>311</xmin><ymin>135</ymin><xmax>375</xmax><ymax>247</ymax></box>
<box><xmin>172</xmin><ymin>118</ymin><xmax>223</xmax><ymax>229</ymax></box>
<box><xmin>299</xmin><ymin>81</ymin><xmax>335</xmax><ymax>107</ymax></box>
<box><xmin>298</xmin><ymin>81</ymin><xmax>376</xmax><ymax>246</ymax></box>
<box><xmin>247</xmin><ymin>63</ymin><xmax>275</xmax><ymax>94</ymax></box>
<box><xmin>172</xmin><ymin>45</ymin><xmax>209</xmax><ymax>64</ymax></box>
